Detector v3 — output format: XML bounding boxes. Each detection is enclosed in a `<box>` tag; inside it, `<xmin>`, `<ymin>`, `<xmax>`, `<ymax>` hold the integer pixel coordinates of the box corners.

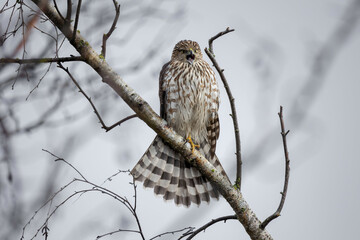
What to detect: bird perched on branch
<box><xmin>131</xmin><ymin>40</ymin><xmax>228</xmax><ymax>207</ymax></box>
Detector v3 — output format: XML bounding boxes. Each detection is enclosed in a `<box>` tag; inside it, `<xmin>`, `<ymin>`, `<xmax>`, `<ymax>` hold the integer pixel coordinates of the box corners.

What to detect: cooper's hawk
<box><xmin>131</xmin><ymin>40</ymin><xmax>228</xmax><ymax>207</ymax></box>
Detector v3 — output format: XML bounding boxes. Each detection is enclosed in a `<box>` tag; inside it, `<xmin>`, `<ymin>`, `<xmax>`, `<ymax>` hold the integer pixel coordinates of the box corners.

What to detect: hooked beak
<box><xmin>186</xmin><ymin>49</ymin><xmax>195</xmax><ymax>65</ymax></box>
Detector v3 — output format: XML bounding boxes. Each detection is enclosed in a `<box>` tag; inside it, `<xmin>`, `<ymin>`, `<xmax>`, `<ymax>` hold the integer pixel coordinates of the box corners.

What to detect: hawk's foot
<box><xmin>186</xmin><ymin>134</ymin><xmax>200</xmax><ymax>153</ymax></box>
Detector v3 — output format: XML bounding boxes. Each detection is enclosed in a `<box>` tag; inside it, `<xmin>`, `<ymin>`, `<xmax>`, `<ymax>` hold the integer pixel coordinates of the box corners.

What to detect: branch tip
<box><xmin>261</xmin><ymin>106</ymin><xmax>290</xmax><ymax>229</ymax></box>
<box><xmin>205</xmin><ymin>27</ymin><xmax>242</xmax><ymax>190</ymax></box>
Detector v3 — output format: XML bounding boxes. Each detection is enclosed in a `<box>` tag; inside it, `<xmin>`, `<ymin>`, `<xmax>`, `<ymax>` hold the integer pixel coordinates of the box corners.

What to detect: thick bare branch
<box><xmin>260</xmin><ymin>106</ymin><xmax>290</xmax><ymax>229</ymax></box>
<box><xmin>204</xmin><ymin>27</ymin><xmax>242</xmax><ymax>190</ymax></box>
<box><xmin>30</xmin><ymin>1</ymin><xmax>272</xmax><ymax>239</ymax></box>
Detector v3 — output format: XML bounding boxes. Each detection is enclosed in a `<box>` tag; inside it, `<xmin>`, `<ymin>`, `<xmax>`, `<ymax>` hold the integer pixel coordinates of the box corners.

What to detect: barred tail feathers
<box><xmin>130</xmin><ymin>136</ymin><xmax>223</xmax><ymax>207</ymax></box>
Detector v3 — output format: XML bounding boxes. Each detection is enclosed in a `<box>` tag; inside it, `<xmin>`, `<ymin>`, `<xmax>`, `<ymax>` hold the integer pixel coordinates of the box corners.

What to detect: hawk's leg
<box><xmin>186</xmin><ymin>134</ymin><xmax>200</xmax><ymax>153</ymax></box>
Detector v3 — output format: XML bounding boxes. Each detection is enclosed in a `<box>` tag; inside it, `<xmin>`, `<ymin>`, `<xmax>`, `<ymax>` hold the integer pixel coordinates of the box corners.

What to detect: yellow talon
<box><xmin>186</xmin><ymin>134</ymin><xmax>200</xmax><ymax>153</ymax></box>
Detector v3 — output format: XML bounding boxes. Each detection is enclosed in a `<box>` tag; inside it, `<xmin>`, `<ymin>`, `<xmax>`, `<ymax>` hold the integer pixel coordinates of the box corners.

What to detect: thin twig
<box><xmin>101</xmin><ymin>169</ymin><xmax>130</xmax><ymax>185</ymax></box>
<box><xmin>53</xmin><ymin>0</ymin><xmax>65</xmax><ymax>21</ymax></box>
<box><xmin>101</xmin><ymin>0</ymin><xmax>120</xmax><ymax>58</ymax></box>
<box><xmin>150</xmin><ymin>227</ymin><xmax>194</xmax><ymax>240</ymax></box>
<box><xmin>208</xmin><ymin>27</ymin><xmax>235</xmax><ymax>56</ymax></box>
<box><xmin>0</xmin><ymin>56</ymin><xmax>84</xmax><ymax>64</ymax></box>
<box><xmin>22</xmin><ymin>150</ymin><xmax>146</xmax><ymax>240</ymax></box>
<box><xmin>28</xmin><ymin>189</ymin><xmax>99</xmax><ymax>240</ymax></box>
<box><xmin>104</xmin><ymin>114</ymin><xmax>137</xmax><ymax>132</ymax></box>
<box><xmin>25</xmin><ymin>61</ymin><xmax>54</xmax><ymax>100</ymax></box>
<box><xmin>131</xmin><ymin>179</ymin><xmax>145</xmax><ymax>240</ymax></box>
<box><xmin>21</xmin><ymin>179</ymin><xmax>78</xmax><ymax>239</ymax></box>
<box><xmin>181</xmin><ymin>215</ymin><xmax>237</xmax><ymax>240</ymax></box>
<box><xmin>65</xmin><ymin>0</ymin><xmax>72</xmax><ymax>24</ymax></box>
<box><xmin>57</xmin><ymin>62</ymin><xmax>137</xmax><ymax>131</ymax></box>
<box><xmin>11</xmin><ymin>80</ymin><xmax>68</xmax><ymax>131</ymax></box>
<box><xmin>42</xmin><ymin>148</ymin><xmax>88</xmax><ymax>181</ymax></box>
<box><xmin>260</xmin><ymin>106</ymin><xmax>290</xmax><ymax>229</ymax></box>
<box><xmin>71</xmin><ymin>0</ymin><xmax>82</xmax><ymax>42</ymax></box>
<box><xmin>204</xmin><ymin>27</ymin><xmax>242</xmax><ymax>189</ymax></box>
<box><xmin>96</xmin><ymin>229</ymin><xmax>141</xmax><ymax>239</ymax></box>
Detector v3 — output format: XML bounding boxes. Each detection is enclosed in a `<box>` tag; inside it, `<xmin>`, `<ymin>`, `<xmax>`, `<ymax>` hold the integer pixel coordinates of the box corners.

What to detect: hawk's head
<box><xmin>171</xmin><ymin>40</ymin><xmax>203</xmax><ymax>65</ymax></box>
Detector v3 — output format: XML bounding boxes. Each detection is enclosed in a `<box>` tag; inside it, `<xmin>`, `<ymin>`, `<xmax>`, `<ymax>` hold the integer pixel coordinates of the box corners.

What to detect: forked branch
<box><xmin>57</xmin><ymin>62</ymin><xmax>137</xmax><ymax>132</ymax></box>
<box><xmin>208</xmin><ymin>27</ymin><xmax>235</xmax><ymax>55</ymax></box>
<box><xmin>260</xmin><ymin>106</ymin><xmax>290</xmax><ymax>229</ymax></box>
<box><xmin>204</xmin><ymin>27</ymin><xmax>243</xmax><ymax>190</ymax></box>
<box><xmin>20</xmin><ymin>149</ymin><xmax>146</xmax><ymax>240</ymax></box>
<box><xmin>101</xmin><ymin>0</ymin><xmax>121</xmax><ymax>58</ymax></box>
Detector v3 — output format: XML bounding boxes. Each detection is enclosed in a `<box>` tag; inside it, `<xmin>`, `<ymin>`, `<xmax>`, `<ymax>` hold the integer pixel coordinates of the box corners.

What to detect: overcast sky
<box><xmin>1</xmin><ymin>0</ymin><xmax>360</xmax><ymax>239</ymax></box>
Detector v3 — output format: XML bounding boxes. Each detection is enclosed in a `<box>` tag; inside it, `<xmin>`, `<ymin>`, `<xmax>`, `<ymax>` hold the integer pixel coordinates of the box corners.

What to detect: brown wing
<box><xmin>159</xmin><ymin>61</ymin><xmax>170</xmax><ymax>120</ymax></box>
<box><xmin>207</xmin><ymin>113</ymin><xmax>220</xmax><ymax>158</ymax></box>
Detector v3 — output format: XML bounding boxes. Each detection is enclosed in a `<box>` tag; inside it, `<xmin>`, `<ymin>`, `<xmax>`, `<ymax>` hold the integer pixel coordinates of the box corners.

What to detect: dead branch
<box><xmin>150</xmin><ymin>227</ymin><xmax>194</xmax><ymax>240</ymax></box>
<box><xmin>58</xmin><ymin>62</ymin><xmax>137</xmax><ymax>131</ymax></box>
<box><xmin>104</xmin><ymin>114</ymin><xmax>137</xmax><ymax>132</ymax></box>
<box><xmin>71</xmin><ymin>0</ymin><xmax>82</xmax><ymax>42</ymax></box>
<box><xmin>181</xmin><ymin>215</ymin><xmax>237</xmax><ymax>240</ymax></box>
<box><xmin>204</xmin><ymin>27</ymin><xmax>243</xmax><ymax>190</ymax></box>
<box><xmin>101</xmin><ymin>0</ymin><xmax>121</xmax><ymax>58</ymax></box>
<box><xmin>65</xmin><ymin>0</ymin><xmax>72</xmax><ymax>24</ymax></box>
<box><xmin>0</xmin><ymin>56</ymin><xmax>84</xmax><ymax>64</ymax></box>
<box><xmin>207</xmin><ymin>27</ymin><xmax>235</xmax><ymax>55</ymax></box>
<box><xmin>21</xmin><ymin>149</ymin><xmax>146</xmax><ymax>240</ymax></box>
<box><xmin>53</xmin><ymin>0</ymin><xmax>65</xmax><ymax>21</ymax></box>
<box><xmin>42</xmin><ymin>149</ymin><xmax>88</xmax><ymax>181</ymax></box>
<box><xmin>96</xmin><ymin>229</ymin><xmax>141</xmax><ymax>239</ymax></box>
<box><xmin>260</xmin><ymin>106</ymin><xmax>290</xmax><ymax>229</ymax></box>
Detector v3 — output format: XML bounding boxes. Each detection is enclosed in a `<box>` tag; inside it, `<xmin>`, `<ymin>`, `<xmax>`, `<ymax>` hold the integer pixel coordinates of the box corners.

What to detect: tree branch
<box><xmin>42</xmin><ymin>149</ymin><xmax>88</xmax><ymax>181</ymax></box>
<box><xmin>260</xmin><ymin>106</ymin><xmax>290</xmax><ymax>229</ymax></box>
<box><xmin>0</xmin><ymin>56</ymin><xmax>84</xmax><ymax>64</ymax></box>
<box><xmin>65</xmin><ymin>0</ymin><xmax>72</xmax><ymax>24</ymax></box>
<box><xmin>208</xmin><ymin>27</ymin><xmax>235</xmax><ymax>55</ymax></box>
<box><xmin>22</xmin><ymin>150</ymin><xmax>146</xmax><ymax>240</ymax></box>
<box><xmin>30</xmin><ymin>1</ymin><xmax>272</xmax><ymax>239</ymax></box>
<box><xmin>71</xmin><ymin>0</ymin><xmax>82</xmax><ymax>42</ymax></box>
<box><xmin>104</xmin><ymin>114</ymin><xmax>137</xmax><ymax>132</ymax></box>
<box><xmin>96</xmin><ymin>229</ymin><xmax>141</xmax><ymax>239</ymax></box>
<box><xmin>182</xmin><ymin>215</ymin><xmax>237</xmax><ymax>240</ymax></box>
<box><xmin>149</xmin><ymin>227</ymin><xmax>194</xmax><ymax>240</ymax></box>
<box><xmin>53</xmin><ymin>0</ymin><xmax>65</xmax><ymax>21</ymax></box>
<box><xmin>204</xmin><ymin>27</ymin><xmax>243</xmax><ymax>190</ymax></box>
<box><xmin>57</xmin><ymin>62</ymin><xmax>136</xmax><ymax>131</ymax></box>
<box><xmin>101</xmin><ymin>0</ymin><xmax>121</xmax><ymax>58</ymax></box>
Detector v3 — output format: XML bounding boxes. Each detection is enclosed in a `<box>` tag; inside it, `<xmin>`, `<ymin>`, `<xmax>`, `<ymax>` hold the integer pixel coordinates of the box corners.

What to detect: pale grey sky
<box><xmin>1</xmin><ymin>0</ymin><xmax>360</xmax><ymax>239</ymax></box>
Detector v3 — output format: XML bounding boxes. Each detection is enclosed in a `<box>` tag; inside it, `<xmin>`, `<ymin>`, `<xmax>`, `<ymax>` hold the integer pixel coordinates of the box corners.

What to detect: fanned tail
<box><xmin>131</xmin><ymin>136</ymin><xmax>227</xmax><ymax>207</ymax></box>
